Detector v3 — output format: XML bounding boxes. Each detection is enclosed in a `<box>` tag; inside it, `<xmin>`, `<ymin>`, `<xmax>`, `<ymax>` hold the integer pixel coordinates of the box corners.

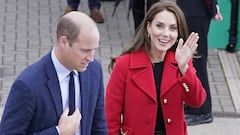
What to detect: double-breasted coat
<box><xmin>105</xmin><ymin>48</ymin><xmax>206</xmax><ymax>135</ymax></box>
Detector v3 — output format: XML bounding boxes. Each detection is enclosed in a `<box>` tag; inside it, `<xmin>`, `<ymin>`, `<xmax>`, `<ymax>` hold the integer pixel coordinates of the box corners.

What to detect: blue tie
<box><xmin>68</xmin><ymin>71</ymin><xmax>75</xmax><ymax>115</ymax></box>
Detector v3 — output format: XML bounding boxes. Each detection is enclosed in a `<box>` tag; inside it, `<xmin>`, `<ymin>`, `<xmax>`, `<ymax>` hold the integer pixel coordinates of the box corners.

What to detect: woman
<box><xmin>105</xmin><ymin>1</ymin><xmax>206</xmax><ymax>135</ymax></box>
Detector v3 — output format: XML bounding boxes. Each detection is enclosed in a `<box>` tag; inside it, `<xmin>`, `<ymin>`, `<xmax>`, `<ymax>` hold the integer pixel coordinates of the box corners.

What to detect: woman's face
<box><xmin>147</xmin><ymin>10</ymin><xmax>178</xmax><ymax>52</ymax></box>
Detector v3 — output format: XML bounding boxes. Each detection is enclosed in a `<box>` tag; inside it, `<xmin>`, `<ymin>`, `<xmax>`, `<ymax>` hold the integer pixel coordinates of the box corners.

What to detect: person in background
<box><xmin>105</xmin><ymin>1</ymin><xmax>206</xmax><ymax>135</ymax></box>
<box><xmin>0</xmin><ymin>11</ymin><xmax>107</xmax><ymax>135</ymax></box>
<box><xmin>132</xmin><ymin>0</ymin><xmax>176</xmax><ymax>31</ymax></box>
<box><xmin>132</xmin><ymin>0</ymin><xmax>159</xmax><ymax>30</ymax></box>
<box><xmin>64</xmin><ymin>0</ymin><xmax>104</xmax><ymax>23</ymax></box>
<box><xmin>177</xmin><ymin>0</ymin><xmax>223</xmax><ymax>126</ymax></box>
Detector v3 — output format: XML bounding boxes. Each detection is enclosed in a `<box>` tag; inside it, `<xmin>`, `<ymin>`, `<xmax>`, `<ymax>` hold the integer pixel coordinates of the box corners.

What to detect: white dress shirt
<box><xmin>51</xmin><ymin>49</ymin><xmax>81</xmax><ymax>135</ymax></box>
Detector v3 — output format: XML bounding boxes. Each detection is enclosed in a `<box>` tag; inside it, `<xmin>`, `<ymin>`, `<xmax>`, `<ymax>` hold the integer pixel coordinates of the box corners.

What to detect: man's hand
<box><xmin>58</xmin><ymin>108</ymin><xmax>81</xmax><ymax>135</ymax></box>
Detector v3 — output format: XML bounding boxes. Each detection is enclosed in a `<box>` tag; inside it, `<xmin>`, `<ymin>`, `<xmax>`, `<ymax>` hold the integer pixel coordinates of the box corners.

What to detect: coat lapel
<box><xmin>47</xmin><ymin>78</ymin><xmax>63</xmax><ymax>117</ymax></box>
<box><xmin>130</xmin><ymin>50</ymin><xmax>157</xmax><ymax>102</ymax></box>
<box><xmin>45</xmin><ymin>53</ymin><xmax>63</xmax><ymax>117</ymax></box>
<box><xmin>79</xmin><ymin>71</ymin><xmax>89</xmax><ymax>133</ymax></box>
<box><xmin>130</xmin><ymin>50</ymin><xmax>180</xmax><ymax>99</ymax></box>
<box><xmin>160</xmin><ymin>51</ymin><xmax>179</xmax><ymax>96</ymax></box>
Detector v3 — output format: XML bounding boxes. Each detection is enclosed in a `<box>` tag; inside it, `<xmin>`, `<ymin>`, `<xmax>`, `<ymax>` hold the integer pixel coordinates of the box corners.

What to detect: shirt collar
<box><xmin>51</xmin><ymin>48</ymin><xmax>71</xmax><ymax>81</ymax></box>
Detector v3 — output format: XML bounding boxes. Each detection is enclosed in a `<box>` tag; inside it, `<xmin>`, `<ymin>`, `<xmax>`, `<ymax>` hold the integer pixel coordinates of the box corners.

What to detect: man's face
<box><xmin>64</xmin><ymin>30</ymin><xmax>100</xmax><ymax>72</ymax></box>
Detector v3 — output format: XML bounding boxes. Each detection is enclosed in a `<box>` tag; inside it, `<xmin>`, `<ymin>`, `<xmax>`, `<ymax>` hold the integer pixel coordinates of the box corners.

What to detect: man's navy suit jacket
<box><xmin>0</xmin><ymin>51</ymin><xmax>107</xmax><ymax>135</ymax></box>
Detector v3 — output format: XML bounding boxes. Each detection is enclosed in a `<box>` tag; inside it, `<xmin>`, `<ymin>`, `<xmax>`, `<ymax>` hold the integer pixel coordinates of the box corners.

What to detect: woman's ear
<box><xmin>146</xmin><ymin>21</ymin><xmax>151</xmax><ymax>34</ymax></box>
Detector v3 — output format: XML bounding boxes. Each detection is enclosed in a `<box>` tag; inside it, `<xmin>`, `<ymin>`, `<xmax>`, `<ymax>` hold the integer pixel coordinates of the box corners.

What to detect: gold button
<box><xmin>167</xmin><ymin>118</ymin><xmax>171</xmax><ymax>124</ymax></box>
<box><xmin>163</xmin><ymin>98</ymin><xmax>168</xmax><ymax>104</ymax></box>
<box><xmin>182</xmin><ymin>83</ymin><xmax>187</xmax><ymax>88</ymax></box>
<box><xmin>182</xmin><ymin>83</ymin><xmax>190</xmax><ymax>92</ymax></box>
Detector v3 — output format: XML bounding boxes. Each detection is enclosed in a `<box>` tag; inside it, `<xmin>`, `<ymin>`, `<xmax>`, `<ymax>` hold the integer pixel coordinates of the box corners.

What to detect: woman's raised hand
<box><xmin>175</xmin><ymin>32</ymin><xmax>199</xmax><ymax>75</ymax></box>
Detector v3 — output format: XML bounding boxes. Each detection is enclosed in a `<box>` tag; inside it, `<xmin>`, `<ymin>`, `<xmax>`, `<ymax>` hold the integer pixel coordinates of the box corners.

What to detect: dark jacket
<box><xmin>177</xmin><ymin>0</ymin><xmax>218</xmax><ymax>18</ymax></box>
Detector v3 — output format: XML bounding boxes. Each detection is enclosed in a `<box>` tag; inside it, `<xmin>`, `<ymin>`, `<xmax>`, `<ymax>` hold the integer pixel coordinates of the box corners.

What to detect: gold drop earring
<box><xmin>148</xmin><ymin>32</ymin><xmax>151</xmax><ymax>38</ymax></box>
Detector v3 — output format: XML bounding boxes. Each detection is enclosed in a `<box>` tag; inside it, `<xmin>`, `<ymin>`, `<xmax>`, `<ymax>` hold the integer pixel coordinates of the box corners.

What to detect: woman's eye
<box><xmin>156</xmin><ymin>24</ymin><xmax>164</xmax><ymax>29</ymax></box>
<box><xmin>170</xmin><ymin>26</ymin><xmax>177</xmax><ymax>31</ymax></box>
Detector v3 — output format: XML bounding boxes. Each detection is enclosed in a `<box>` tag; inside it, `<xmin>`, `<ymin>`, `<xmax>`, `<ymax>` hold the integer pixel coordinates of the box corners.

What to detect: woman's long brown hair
<box><xmin>108</xmin><ymin>0</ymin><xmax>189</xmax><ymax>73</ymax></box>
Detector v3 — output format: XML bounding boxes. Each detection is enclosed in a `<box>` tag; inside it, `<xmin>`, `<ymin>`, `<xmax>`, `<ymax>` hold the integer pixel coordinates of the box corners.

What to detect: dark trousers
<box><xmin>184</xmin><ymin>17</ymin><xmax>212</xmax><ymax>114</ymax></box>
<box><xmin>132</xmin><ymin>0</ymin><xmax>159</xmax><ymax>30</ymax></box>
<box><xmin>67</xmin><ymin>0</ymin><xmax>101</xmax><ymax>10</ymax></box>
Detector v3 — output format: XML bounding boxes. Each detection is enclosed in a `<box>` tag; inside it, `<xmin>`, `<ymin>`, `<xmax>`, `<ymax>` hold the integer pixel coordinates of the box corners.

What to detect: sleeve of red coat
<box><xmin>105</xmin><ymin>56</ymin><xmax>128</xmax><ymax>135</ymax></box>
<box><xmin>178</xmin><ymin>59</ymin><xmax>207</xmax><ymax>107</ymax></box>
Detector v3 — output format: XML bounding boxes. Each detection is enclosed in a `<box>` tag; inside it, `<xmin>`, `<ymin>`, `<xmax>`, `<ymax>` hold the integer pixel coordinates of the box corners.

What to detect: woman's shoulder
<box><xmin>117</xmin><ymin>49</ymin><xmax>147</xmax><ymax>63</ymax></box>
<box><xmin>116</xmin><ymin>53</ymin><xmax>131</xmax><ymax>66</ymax></box>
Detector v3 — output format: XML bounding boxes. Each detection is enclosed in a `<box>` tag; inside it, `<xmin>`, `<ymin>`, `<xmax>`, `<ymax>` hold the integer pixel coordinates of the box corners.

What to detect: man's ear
<box><xmin>59</xmin><ymin>36</ymin><xmax>69</xmax><ymax>47</ymax></box>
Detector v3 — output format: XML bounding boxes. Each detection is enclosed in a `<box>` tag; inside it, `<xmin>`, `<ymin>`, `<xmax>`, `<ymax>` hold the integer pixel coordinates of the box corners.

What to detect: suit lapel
<box><xmin>45</xmin><ymin>53</ymin><xmax>63</xmax><ymax>117</ymax></box>
<box><xmin>47</xmin><ymin>78</ymin><xmax>63</xmax><ymax>117</ymax></box>
<box><xmin>79</xmin><ymin>71</ymin><xmax>89</xmax><ymax>133</ymax></box>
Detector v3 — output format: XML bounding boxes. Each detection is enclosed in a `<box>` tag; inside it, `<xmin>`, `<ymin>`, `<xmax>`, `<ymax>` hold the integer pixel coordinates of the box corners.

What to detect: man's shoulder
<box><xmin>17</xmin><ymin>53</ymin><xmax>52</xmax><ymax>81</ymax></box>
<box><xmin>88</xmin><ymin>59</ymin><xmax>101</xmax><ymax>68</ymax></box>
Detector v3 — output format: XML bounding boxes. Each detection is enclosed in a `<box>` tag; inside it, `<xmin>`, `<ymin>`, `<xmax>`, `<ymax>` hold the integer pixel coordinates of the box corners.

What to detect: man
<box><xmin>0</xmin><ymin>11</ymin><xmax>107</xmax><ymax>135</ymax></box>
<box><xmin>64</xmin><ymin>0</ymin><xmax>104</xmax><ymax>23</ymax></box>
<box><xmin>177</xmin><ymin>0</ymin><xmax>222</xmax><ymax>125</ymax></box>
